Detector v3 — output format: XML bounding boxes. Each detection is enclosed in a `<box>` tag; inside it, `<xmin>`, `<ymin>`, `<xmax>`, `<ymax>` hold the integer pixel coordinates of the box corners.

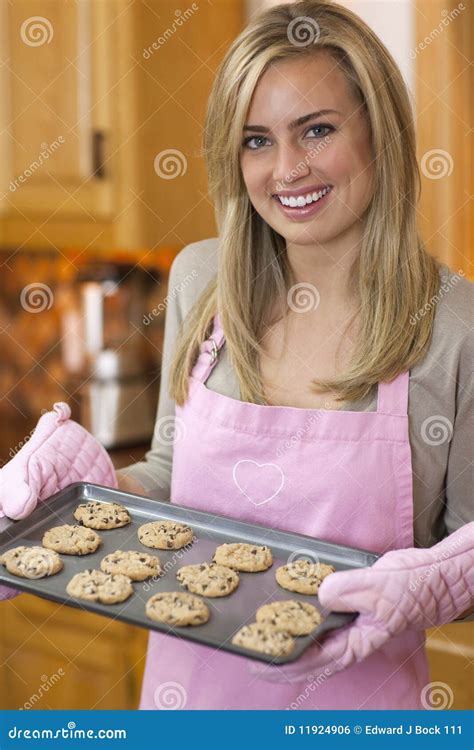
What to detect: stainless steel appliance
<box><xmin>60</xmin><ymin>263</ymin><xmax>160</xmax><ymax>448</ymax></box>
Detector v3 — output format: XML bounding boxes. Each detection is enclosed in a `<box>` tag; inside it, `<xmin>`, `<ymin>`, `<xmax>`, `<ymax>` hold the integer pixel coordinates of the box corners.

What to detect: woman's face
<box><xmin>239</xmin><ymin>53</ymin><xmax>375</xmax><ymax>248</ymax></box>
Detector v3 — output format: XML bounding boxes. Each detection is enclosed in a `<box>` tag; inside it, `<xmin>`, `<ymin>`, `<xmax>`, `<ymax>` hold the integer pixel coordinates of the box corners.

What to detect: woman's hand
<box><xmin>0</xmin><ymin>402</ymin><xmax>118</xmax><ymax>601</ymax></box>
<box><xmin>250</xmin><ymin>522</ymin><xmax>474</xmax><ymax>683</ymax></box>
<box><xmin>0</xmin><ymin>402</ymin><xmax>117</xmax><ymax>521</ymax></box>
<box><xmin>115</xmin><ymin>471</ymin><xmax>147</xmax><ymax>496</ymax></box>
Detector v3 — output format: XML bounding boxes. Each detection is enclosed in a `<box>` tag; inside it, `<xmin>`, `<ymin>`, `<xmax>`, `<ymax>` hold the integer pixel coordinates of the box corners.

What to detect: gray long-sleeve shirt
<box><xmin>118</xmin><ymin>238</ymin><xmax>473</xmax><ymax>548</ymax></box>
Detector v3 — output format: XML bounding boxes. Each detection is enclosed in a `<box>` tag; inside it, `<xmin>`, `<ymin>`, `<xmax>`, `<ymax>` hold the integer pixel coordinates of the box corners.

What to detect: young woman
<box><xmin>114</xmin><ymin>0</ymin><xmax>473</xmax><ymax>710</ymax></box>
<box><xmin>2</xmin><ymin>0</ymin><xmax>471</xmax><ymax>711</ymax></box>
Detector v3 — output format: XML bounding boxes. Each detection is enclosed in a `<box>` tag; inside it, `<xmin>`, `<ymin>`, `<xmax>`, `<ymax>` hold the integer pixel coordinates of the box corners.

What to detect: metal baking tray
<box><xmin>0</xmin><ymin>482</ymin><xmax>379</xmax><ymax>664</ymax></box>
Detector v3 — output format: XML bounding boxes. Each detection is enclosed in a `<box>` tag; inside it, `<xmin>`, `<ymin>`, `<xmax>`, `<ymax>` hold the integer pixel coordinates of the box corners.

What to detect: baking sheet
<box><xmin>0</xmin><ymin>482</ymin><xmax>379</xmax><ymax>664</ymax></box>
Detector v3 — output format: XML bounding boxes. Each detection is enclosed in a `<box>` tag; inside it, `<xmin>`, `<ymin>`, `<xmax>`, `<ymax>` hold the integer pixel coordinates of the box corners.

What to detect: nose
<box><xmin>272</xmin><ymin>142</ymin><xmax>311</xmax><ymax>188</ymax></box>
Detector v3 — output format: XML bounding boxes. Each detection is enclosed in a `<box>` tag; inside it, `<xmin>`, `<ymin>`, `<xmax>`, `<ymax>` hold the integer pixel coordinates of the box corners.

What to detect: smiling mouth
<box><xmin>272</xmin><ymin>185</ymin><xmax>332</xmax><ymax>208</ymax></box>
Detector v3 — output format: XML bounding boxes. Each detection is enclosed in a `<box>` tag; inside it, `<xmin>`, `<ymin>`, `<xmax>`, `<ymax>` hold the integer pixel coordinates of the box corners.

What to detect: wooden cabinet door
<box><xmin>0</xmin><ymin>0</ymin><xmax>116</xmax><ymax>219</ymax></box>
<box><xmin>0</xmin><ymin>593</ymin><xmax>147</xmax><ymax>709</ymax></box>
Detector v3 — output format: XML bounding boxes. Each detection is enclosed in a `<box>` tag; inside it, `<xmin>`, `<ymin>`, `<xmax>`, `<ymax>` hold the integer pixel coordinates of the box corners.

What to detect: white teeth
<box><xmin>277</xmin><ymin>186</ymin><xmax>330</xmax><ymax>207</ymax></box>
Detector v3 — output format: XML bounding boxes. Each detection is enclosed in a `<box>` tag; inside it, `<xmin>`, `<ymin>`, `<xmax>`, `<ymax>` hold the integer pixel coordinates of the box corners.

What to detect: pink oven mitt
<box><xmin>250</xmin><ymin>522</ymin><xmax>474</xmax><ymax>683</ymax></box>
<box><xmin>0</xmin><ymin>402</ymin><xmax>118</xmax><ymax>601</ymax></box>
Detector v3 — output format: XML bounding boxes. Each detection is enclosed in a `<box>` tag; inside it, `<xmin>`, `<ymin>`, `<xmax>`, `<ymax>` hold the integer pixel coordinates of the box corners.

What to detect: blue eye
<box><xmin>306</xmin><ymin>124</ymin><xmax>333</xmax><ymax>138</ymax></box>
<box><xmin>242</xmin><ymin>135</ymin><xmax>270</xmax><ymax>150</ymax></box>
<box><xmin>242</xmin><ymin>123</ymin><xmax>334</xmax><ymax>150</ymax></box>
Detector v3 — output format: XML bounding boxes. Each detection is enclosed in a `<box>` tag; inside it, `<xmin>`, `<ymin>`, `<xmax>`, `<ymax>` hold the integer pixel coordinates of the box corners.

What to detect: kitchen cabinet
<box><xmin>0</xmin><ymin>594</ymin><xmax>148</xmax><ymax>709</ymax></box>
<box><xmin>0</xmin><ymin>0</ymin><xmax>244</xmax><ymax>253</ymax></box>
<box><xmin>425</xmin><ymin>624</ymin><xmax>473</xmax><ymax>710</ymax></box>
<box><xmin>0</xmin><ymin>0</ymin><xmax>116</xmax><ymax>221</ymax></box>
<box><xmin>415</xmin><ymin>0</ymin><xmax>473</xmax><ymax>277</ymax></box>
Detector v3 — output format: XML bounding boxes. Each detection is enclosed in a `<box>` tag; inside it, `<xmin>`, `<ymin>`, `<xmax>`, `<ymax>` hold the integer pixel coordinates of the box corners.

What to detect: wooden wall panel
<box><xmin>414</xmin><ymin>0</ymin><xmax>473</xmax><ymax>277</ymax></box>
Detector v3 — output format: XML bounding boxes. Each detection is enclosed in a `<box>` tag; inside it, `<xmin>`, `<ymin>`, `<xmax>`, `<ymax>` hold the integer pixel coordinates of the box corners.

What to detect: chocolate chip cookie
<box><xmin>73</xmin><ymin>501</ymin><xmax>131</xmax><ymax>530</ymax></box>
<box><xmin>100</xmin><ymin>550</ymin><xmax>161</xmax><ymax>581</ymax></box>
<box><xmin>256</xmin><ymin>599</ymin><xmax>322</xmax><ymax>635</ymax></box>
<box><xmin>42</xmin><ymin>524</ymin><xmax>102</xmax><ymax>555</ymax></box>
<box><xmin>0</xmin><ymin>546</ymin><xmax>63</xmax><ymax>579</ymax></box>
<box><xmin>275</xmin><ymin>560</ymin><xmax>335</xmax><ymax>595</ymax></box>
<box><xmin>138</xmin><ymin>520</ymin><xmax>194</xmax><ymax>550</ymax></box>
<box><xmin>66</xmin><ymin>569</ymin><xmax>133</xmax><ymax>604</ymax></box>
<box><xmin>232</xmin><ymin>623</ymin><xmax>295</xmax><ymax>657</ymax></box>
<box><xmin>176</xmin><ymin>562</ymin><xmax>239</xmax><ymax>597</ymax></box>
<box><xmin>146</xmin><ymin>591</ymin><xmax>210</xmax><ymax>627</ymax></box>
<box><xmin>212</xmin><ymin>542</ymin><xmax>273</xmax><ymax>572</ymax></box>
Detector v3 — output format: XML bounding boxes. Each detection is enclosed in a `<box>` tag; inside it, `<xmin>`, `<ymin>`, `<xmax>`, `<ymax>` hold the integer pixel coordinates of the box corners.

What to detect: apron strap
<box><xmin>377</xmin><ymin>371</ymin><xmax>410</xmax><ymax>416</ymax></box>
<box><xmin>191</xmin><ymin>313</ymin><xmax>226</xmax><ymax>384</ymax></box>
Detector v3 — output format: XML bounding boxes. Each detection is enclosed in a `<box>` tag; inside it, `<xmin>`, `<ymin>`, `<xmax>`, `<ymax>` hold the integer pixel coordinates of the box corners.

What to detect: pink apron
<box><xmin>139</xmin><ymin>313</ymin><xmax>430</xmax><ymax>709</ymax></box>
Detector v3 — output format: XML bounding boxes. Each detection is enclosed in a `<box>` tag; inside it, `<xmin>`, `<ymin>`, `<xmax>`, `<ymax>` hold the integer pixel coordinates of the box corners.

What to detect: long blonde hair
<box><xmin>170</xmin><ymin>0</ymin><xmax>441</xmax><ymax>407</ymax></box>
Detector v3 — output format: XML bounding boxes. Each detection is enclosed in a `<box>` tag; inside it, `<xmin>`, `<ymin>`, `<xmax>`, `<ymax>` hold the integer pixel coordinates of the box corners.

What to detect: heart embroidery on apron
<box><xmin>232</xmin><ymin>459</ymin><xmax>285</xmax><ymax>505</ymax></box>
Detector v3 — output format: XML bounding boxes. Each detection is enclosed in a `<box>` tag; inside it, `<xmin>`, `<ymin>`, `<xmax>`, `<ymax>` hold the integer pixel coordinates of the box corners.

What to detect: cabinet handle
<box><xmin>92</xmin><ymin>129</ymin><xmax>106</xmax><ymax>179</ymax></box>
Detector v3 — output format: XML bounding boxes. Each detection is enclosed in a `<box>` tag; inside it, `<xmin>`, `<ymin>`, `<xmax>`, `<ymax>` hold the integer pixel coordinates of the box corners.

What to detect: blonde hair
<box><xmin>169</xmin><ymin>0</ymin><xmax>441</xmax><ymax>407</ymax></box>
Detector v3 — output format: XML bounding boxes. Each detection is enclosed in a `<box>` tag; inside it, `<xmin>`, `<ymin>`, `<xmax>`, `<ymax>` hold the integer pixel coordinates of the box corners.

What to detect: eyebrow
<box><xmin>243</xmin><ymin>109</ymin><xmax>341</xmax><ymax>133</ymax></box>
